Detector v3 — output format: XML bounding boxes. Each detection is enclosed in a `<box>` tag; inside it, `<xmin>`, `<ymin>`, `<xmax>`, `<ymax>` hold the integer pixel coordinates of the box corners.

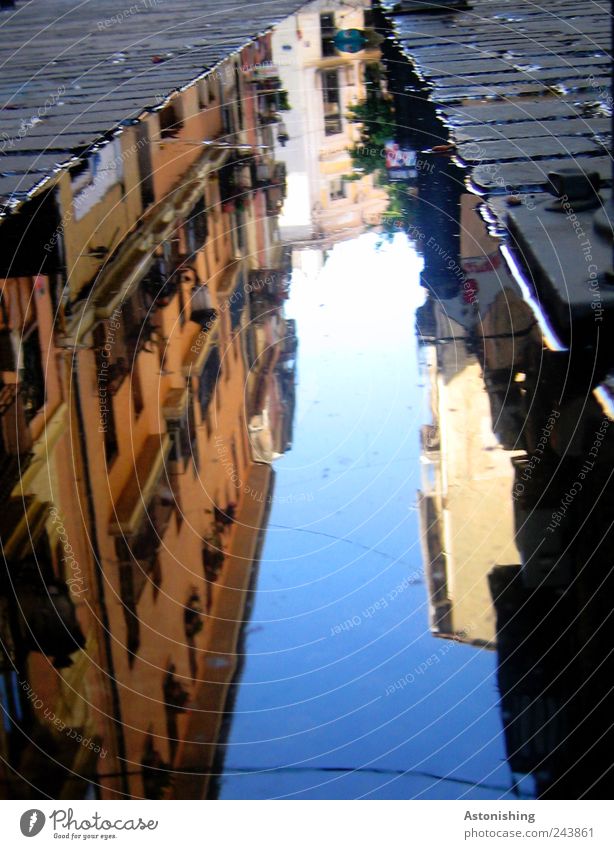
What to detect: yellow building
<box><xmin>417</xmin><ymin>198</ymin><xmax>525</xmax><ymax>649</ymax></box>
<box><xmin>0</xmin><ymin>28</ymin><xmax>293</xmax><ymax>800</ymax></box>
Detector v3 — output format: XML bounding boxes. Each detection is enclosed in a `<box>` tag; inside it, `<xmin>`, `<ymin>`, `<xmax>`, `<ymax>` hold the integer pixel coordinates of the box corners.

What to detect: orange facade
<box><xmin>0</xmin><ymin>32</ymin><xmax>292</xmax><ymax>799</ymax></box>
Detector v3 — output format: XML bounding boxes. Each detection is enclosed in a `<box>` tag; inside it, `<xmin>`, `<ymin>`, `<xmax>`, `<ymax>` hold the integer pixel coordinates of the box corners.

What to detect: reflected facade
<box><xmin>401</xmin><ymin>70</ymin><xmax>614</xmax><ymax>798</ymax></box>
<box><xmin>0</xmin><ymin>31</ymin><xmax>295</xmax><ymax>799</ymax></box>
<box><xmin>417</xmin><ymin>183</ymin><xmax>614</xmax><ymax>796</ymax></box>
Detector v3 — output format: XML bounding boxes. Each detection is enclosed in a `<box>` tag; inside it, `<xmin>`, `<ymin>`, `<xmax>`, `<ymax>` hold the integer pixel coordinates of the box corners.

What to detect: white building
<box><xmin>272</xmin><ymin>0</ymin><xmax>387</xmax><ymax>242</ymax></box>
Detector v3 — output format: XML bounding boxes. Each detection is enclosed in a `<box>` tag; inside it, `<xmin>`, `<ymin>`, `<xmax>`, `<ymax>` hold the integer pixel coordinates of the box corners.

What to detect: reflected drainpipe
<box><xmin>68</xmin><ymin>349</ymin><xmax>129</xmax><ymax>797</ymax></box>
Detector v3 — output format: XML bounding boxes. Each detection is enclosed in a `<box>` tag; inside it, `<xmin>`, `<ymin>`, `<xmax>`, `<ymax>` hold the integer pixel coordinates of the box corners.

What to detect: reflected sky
<box><xmin>218</xmin><ymin>234</ymin><xmax>518</xmax><ymax>800</ymax></box>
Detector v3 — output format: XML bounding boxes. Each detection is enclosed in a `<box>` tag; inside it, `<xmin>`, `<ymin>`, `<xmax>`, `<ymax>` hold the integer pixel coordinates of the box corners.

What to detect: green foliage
<box><xmin>377</xmin><ymin>182</ymin><xmax>417</xmax><ymax>240</ymax></box>
<box><xmin>346</xmin><ymin>99</ymin><xmax>396</xmax><ymax>167</ymax></box>
<box><xmin>277</xmin><ymin>89</ymin><xmax>291</xmax><ymax>111</ymax></box>
<box><xmin>346</xmin><ymin>72</ymin><xmax>416</xmax><ymax>241</ymax></box>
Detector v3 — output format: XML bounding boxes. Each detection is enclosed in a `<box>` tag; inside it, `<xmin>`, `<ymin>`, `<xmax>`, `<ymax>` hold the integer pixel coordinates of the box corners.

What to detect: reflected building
<box><xmin>486</xmin><ymin>314</ymin><xmax>614</xmax><ymax>797</ymax></box>
<box><xmin>418</xmin><ymin>335</ymin><xmax>520</xmax><ymax>649</ymax></box>
<box><xmin>245</xmin><ymin>261</ymin><xmax>297</xmax><ymax>463</ymax></box>
<box><xmin>271</xmin><ymin>0</ymin><xmax>388</xmax><ymax>243</ymax></box>
<box><xmin>418</xmin><ymin>187</ymin><xmax>528</xmax><ymax>649</ymax></box>
<box><xmin>0</xmin><ymin>25</ymin><xmax>295</xmax><ymax>800</ymax></box>
<box><xmin>415</xmin><ymin>165</ymin><xmax>614</xmax><ymax>794</ymax></box>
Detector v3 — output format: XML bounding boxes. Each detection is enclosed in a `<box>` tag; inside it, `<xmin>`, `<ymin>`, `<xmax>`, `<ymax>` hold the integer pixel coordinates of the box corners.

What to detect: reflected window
<box><xmin>320</xmin><ymin>12</ymin><xmax>337</xmax><ymax>57</ymax></box>
<box><xmin>184</xmin><ymin>591</ymin><xmax>204</xmax><ymax>639</ymax></box>
<box><xmin>141</xmin><ymin>731</ymin><xmax>171</xmax><ymax>799</ymax></box>
<box><xmin>168</xmin><ymin>400</ymin><xmax>198</xmax><ymax>474</ymax></box>
<box><xmin>0</xmin><ymin>671</ymin><xmax>22</xmax><ymax>734</ymax></box>
<box><xmin>116</xmin><ymin>490</ymin><xmax>172</xmax><ymax>663</ymax></box>
<box><xmin>131</xmin><ymin>361</ymin><xmax>144</xmax><ymax>418</ymax></box>
<box><xmin>234</xmin><ymin>64</ymin><xmax>244</xmax><ymax>134</ymax></box>
<box><xmin>185</xmin><ymin>196</ymin><xmax>208</xmax><ymax>255</ymax></box>
<box><xmin>102</xmin><ymin>402</ymin><xmax>118</xmax><ymax>464</ymax></box>
<box><xmin>0</xmin><ymin>292</ymin><xmax>15</xmax><ymax>371</ymax></box>
<box><xmin>202</xmin><ymin>531</ymin><xmax>224</xmax><ymax>613</ymax></box>
<box><xmin>198</xmin><ymin>79</ymin><xmax>208</xmax><ymax>110</ymax></box>
<box><xmin>322</xmin><ymin>70</ymin><xmax>342</xmax><ymax>136</ymax></box>
<box><xmin>135</xmin><ymin>122</ymin><xmax>154</xmax><ymax>209</ymax></box>
<box><xmin>159</xmin><ymin>101</ymin><xmax>183</xmax><ymax>139</ymax></box>
<box><xmin>0</xmin><ymin>382</ymin><xmax>32</xmax><ymax>472</ymax></box>
<box><xmin>198</xmin><ymin>345</ymin><xmax>221</xmax><ymax>423</ymax></box>
<box><xmin>329</xmin><ymin>177</ymin><xmax>345</xmax><ymax>201</ymax></box>
<box><xmin>0</xmin><ymin>280</ymin><xmax>45</xmax><ymax>422</ymax></box>
<box><xmin>163</xmin><ymin>663</ymin><xmax>189</xmax><ymax>762</ymax></box>
<box><xmin>230</xmin><ymin>274</ymin><xmax>246</xmax><ymax>331</ymax></box>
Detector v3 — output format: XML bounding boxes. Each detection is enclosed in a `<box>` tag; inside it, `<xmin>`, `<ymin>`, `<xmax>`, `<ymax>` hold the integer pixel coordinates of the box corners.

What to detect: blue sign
<box><xmin>333</xmin><ymin>28</ymin><xmax>367</xmax><ymax>53</ymax></box>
